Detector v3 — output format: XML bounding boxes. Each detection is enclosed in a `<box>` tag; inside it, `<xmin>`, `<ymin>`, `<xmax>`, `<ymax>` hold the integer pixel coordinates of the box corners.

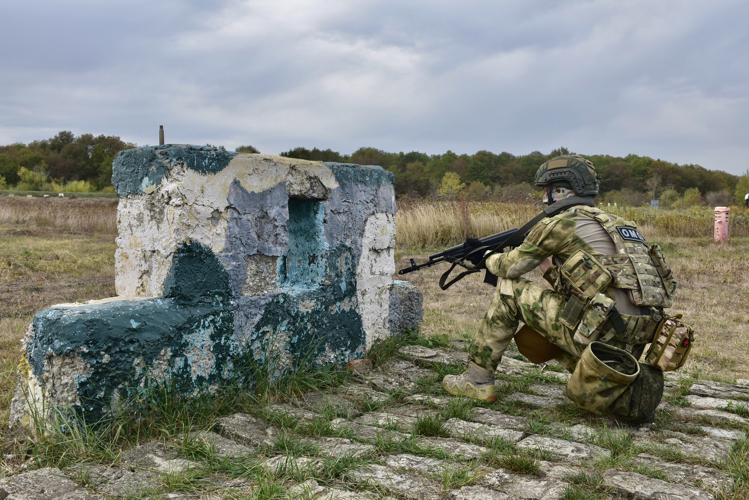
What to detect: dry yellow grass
<box><xmin>396</xmin><ymin>200</ymin><xmax>749</xmax><ymax>248</ymax></box>
<box><xmin>0</xmin><ymin>196</ymin><xmax>117</xmax><ymax>234</ymax></box>
<box><xmin>0</xmin><ymin>219</ymin><xmax>116</xmax><ymax>432</ymax></box>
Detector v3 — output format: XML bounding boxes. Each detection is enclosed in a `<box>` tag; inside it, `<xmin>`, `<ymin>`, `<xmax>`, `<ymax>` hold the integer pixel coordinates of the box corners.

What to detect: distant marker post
<box><xmin>714</xmin><ymin>206</ymin><xmax>729</xmax><ymax>243</ymax></box>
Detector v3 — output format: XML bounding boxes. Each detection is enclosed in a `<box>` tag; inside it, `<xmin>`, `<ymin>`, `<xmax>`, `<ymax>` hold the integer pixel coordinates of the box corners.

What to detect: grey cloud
<box><xmin>0</xmin><ymin>0</ymin><xmax>747</xmax><ymax>174</ymax></box>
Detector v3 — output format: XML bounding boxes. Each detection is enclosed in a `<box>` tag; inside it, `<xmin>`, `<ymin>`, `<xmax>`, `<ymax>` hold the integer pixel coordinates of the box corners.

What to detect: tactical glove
<box><xmin>464</xmin><ymin>237</ymin><xmax>486</xmax><ymax>268</ymax></box>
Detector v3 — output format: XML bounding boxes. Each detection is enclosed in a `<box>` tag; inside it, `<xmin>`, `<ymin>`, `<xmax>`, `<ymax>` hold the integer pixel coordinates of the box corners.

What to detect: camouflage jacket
<box><xmin>485</xmin><ymin>204</ymin><xmax>670</xmax><ymax>315</ymax></box>
<box><xmin>486</xmin><ymin>204</ymin><xmax>607</xmax><ymax>281</ymax></box>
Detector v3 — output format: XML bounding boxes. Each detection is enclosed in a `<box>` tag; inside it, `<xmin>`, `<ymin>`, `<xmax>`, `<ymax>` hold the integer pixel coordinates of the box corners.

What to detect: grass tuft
<box><xmin>412</xmin><ymin>414</ymin><xmax>449</xmax><ymax>438</ymax></box>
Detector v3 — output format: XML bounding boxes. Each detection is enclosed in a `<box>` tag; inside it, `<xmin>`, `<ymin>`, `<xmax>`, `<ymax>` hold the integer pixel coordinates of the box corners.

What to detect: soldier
<box><xmin>443</xmin><ymin>155</ymin><xmax>675</xmax><ymax>423</ymax></box>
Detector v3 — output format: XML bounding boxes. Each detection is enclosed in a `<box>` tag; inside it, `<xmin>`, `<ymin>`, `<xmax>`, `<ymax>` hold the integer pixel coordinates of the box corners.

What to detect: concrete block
<box><xmin>12</xmin><ymin>146</ymin><xmax>423</xmax><ymax>424</ymax></box>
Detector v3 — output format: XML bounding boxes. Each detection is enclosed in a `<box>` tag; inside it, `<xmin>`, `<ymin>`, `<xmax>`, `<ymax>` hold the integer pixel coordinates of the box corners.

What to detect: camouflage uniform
<box><xmin>444</xmin><ymin>155</ymin><xmax>674</xmax><ymax>421</ymax></box>
<box><xmin>470</xmin><ymin>204</ymin><xmax>662</xmax><ymax>373</ymax></box>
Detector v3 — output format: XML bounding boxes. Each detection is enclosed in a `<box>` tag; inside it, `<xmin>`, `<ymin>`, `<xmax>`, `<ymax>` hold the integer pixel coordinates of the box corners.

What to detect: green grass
<box><xmin>440</xmin><ymin>466</ymin><xmax>482</xmax><ymax>490</ymax></box>
<box><xmin>719</xmin><ymin>437</ymin><xmax>749</xmax><ymax>500</ymax></box>
<box><xmin>664</xmin><ymin>395</ymin><xmax>692</xmax><ymax>407</ymax></box>
<box><xmin>482</xmin><ymin>448</ymin><xmax>541</xmax><ymax>476</ymax></box>
<box><xmin>439</xmin><ymin>397</ymin><xmax>476</xmax><ymax>421</ymax></box>
<box><xmin>562</xmin><ymin>471</ymin><xmax>607</xmax><ymax>500</ymax></box>
<box><xmin>412</xmin><ymin>414</ymin><xmax>449</xmax><ymax>438</ymax></box>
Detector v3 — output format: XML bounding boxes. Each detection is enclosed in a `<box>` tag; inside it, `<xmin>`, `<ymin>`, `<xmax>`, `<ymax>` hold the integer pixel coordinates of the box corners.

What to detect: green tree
<box><xmin>674</xmin><ymin>188</ymin><xmax>703</xmax><ymax>207</ymax></box>
<box><xmin>236</xmin><ymin>145</ymin><xmax>260</xmax><ymax>153</ymax></box>
<box><xmin>16</xmin><ymin>165</ymin><xmax>49</xmax><ymax>191</ymax></box>
<box><xmin>467</xmin><ymin>181</ymin><xmax>489</xmax><ymax>199</ymax></box>
<box><xmin>467</xmin><ymin>150</ymin><xmax>494</xmax><ymax>185</ymax></box>
<box><xmin>734</xmin><ymin>172</ymin><xmax>749</xmax><ymax>206</ymax></box>
<box><xmin>438</xmin><ymin>172</ymin><xmax>465</xmax><ymax>198</ymax></box>
<box><xmin>349</xmin><ymin>147</ymin><xmax>395</xmax><ymax>168</ymax></box>
<box><xmin>281</xmin><ymin>147</ymin><xmax>346</xmax><ymax>162</ymax></box>
<box><xmin>0</xmin><ymin>154</ymin><xmax>19</xmax><ymax>185</ymax></box>
<box><xmin>660</xmin><ymin>188</ymin><xmax>679</xmax><ymax>207</ymax></box>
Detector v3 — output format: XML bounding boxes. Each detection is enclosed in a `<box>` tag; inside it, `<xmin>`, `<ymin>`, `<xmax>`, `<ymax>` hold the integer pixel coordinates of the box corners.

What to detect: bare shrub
<box><xmin>600</xmin><ymin>189</ymin><xmax>647</xmax><ymax>207</ymax></box>
<box><xmin>705</xmin><ymin>190</ymin><xmax>731</xmax><ymax>207</ymax></box>
<box><xmin>492</xmin><ymin>182</ymin><xmax>539</xmax><ymax>203</ymax></box>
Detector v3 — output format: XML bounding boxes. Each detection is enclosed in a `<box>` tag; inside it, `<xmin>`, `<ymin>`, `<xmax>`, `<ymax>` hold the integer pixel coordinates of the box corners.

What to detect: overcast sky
<box><xmin>1</xmin><ymin>0</ymin><xmax>747</xmax><ymax>175</ymax></box>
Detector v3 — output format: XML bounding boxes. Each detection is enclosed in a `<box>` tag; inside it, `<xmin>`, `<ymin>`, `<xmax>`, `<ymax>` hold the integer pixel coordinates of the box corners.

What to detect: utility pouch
<box><xmin>645</xmin><ymin>314</ymin><xmax>693</xmax><ymax>371</ymax></box>
<box><xmin>560</xmin><ymin>250</ymin><xmax>612</xmax><ymax>299</ymax></box>
<box><xmin>573</xmin><ymin>292</ymin><xmax>615</xmax><ymax>345</ymax></box>
<box><xmin>560</xmin><ymin>294</ymin><xmax>587</xmax><ymax>330</ymax></box>
<box><xmin>564</xmin><ymin>342</ymin><xmax>640</xmax><ymax>415</ymax></box>
<box><xmin>648</xmin><ymin>244</ymin><xmax>677</xmax><ymax>297</ymax></box>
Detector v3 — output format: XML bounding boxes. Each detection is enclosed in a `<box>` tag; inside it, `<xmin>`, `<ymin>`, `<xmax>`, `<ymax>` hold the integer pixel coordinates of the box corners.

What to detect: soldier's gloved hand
<box><xmin>464</xmin><ymin>238</ymin><xmax>486</xmax><ymax>268</ymax></box>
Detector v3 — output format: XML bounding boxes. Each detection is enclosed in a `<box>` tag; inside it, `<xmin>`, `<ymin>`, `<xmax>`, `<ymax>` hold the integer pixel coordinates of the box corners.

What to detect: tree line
<box><xmin>0</xmin><ymin>132</ymin><xmax>746</xmax><ymax>206</ymax></box>
<box><xmin>280</xmin><ymin>146</ymin><xmax>747</xmax><ymax>207</ymax></box>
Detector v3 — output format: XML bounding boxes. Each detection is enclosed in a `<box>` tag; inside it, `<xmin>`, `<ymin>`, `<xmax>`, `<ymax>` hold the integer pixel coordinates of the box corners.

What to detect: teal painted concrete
<box><xmin>112</xmin><ymin>145</ymin><xmax>237</xmax><ymax>196</ymax></box>
<box><xmin>250</xmin><ymin>244</ymin><xmax>365</xmax><ymax>367</ymax></box>
<box><xmin>279</xmin><ymin>199</ymin><xmax>327</xmax><ymax>290</ymax></box>
<box><xmin>27</xmin><ymin>242</ymin><xmax>234</xmax><ymax>421</ymax></box>
<box><xmin>325</xmin><ymin>163</ymin><xmax>395</xmax><ymax>187</ymax></box>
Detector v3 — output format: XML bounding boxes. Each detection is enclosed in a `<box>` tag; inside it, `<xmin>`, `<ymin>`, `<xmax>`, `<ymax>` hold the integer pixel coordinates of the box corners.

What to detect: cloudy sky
<box><xmin>1</xmin><ymin>0</ymin><xmax>747</xmax><ymax>174</ymax></box>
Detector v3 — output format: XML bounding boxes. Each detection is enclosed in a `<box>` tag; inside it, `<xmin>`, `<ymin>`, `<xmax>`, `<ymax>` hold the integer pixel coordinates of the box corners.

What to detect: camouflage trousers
<box><xmin>469</xmin><ymin>277</ymin><xmax>583</xmax><ymax>372</ymax></box>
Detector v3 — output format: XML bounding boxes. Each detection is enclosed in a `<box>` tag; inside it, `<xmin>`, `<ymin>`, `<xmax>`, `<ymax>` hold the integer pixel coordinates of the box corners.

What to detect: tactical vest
<box><xmin>572</xmin><ymin>207</ymin><xmax>677</xmax><ymax>309</ymax></box>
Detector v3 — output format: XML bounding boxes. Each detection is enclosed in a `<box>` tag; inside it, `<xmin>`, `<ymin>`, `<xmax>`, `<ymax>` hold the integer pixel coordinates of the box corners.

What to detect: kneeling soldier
<box><xmin>443</xmin><ymin>155</ymin><xmax>685</xmax><ymax>423</ymax></box>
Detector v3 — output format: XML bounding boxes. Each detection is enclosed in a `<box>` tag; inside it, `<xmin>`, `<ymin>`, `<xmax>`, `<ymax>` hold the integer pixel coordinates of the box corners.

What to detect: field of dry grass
<box><xmin>0</xmin><ymin>196</ymin><xmax>747</xmax><ymax>436</ymax></box>
<box><xmin>0</xmin><ymin>196</ymin><xmax>118</xmax><ymax>234</ymax></box>
<box><xmin>0</xmin><ymin>197</ymin><xmax>117</xmax><ymax>431</ymax></box>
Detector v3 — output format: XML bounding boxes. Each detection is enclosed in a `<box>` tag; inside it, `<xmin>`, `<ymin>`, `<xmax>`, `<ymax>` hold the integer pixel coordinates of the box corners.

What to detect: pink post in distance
<box><xmin>714</xmin><ymin>207</ymin><xmax>730</xmax><ymax>243</ymax></box>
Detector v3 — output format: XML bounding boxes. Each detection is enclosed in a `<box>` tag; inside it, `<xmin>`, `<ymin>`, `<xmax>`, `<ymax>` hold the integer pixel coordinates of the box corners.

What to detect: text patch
<box><xmin>617</xmin><ymin>226</ymin><xmax>646</xmax><ymax>243</ymax></box>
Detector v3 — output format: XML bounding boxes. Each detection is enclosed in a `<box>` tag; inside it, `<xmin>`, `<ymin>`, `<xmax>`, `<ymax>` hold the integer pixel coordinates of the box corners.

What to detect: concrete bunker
<box><xmin>11</xmin><ymin>145</ymin><xmax>423</xmax><ymax>424</ymax></box>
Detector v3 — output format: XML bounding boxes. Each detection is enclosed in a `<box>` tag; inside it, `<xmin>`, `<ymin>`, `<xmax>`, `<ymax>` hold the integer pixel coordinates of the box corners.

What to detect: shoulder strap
<box><xmin>438</xmin><ymin>197</ymin><xmax>595</xmax><ymax>290</ymax></box>
<box><xmin>497</xmin><ymin>196</ymin><xmax>595</xmax><ymax>250</ymax></box>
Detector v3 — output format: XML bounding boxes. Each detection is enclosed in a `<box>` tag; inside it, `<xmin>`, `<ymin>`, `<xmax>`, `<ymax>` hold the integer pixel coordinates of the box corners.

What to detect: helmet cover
<box><xmin>534</xmin><ymin>155</ymin><xmax>600</xmax><ymax>197</ymax></box>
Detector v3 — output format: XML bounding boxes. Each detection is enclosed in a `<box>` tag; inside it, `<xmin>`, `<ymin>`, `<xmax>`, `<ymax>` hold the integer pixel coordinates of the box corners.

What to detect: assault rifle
<box><xmin>397</xmin><ymin>196</ymin><xmax>597</xmax><ymax>291</ymax></box>
<box><xmin>398</xmin><ymin>228</ymin><xmax>519</xmax><ymax>290</ymax></box>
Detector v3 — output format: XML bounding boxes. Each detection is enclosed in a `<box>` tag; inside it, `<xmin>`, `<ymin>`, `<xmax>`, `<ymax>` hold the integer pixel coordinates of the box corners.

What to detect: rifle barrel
<box><xmin>398</xmin><ymin>227</ymin><xmax>519</xmax><ymax>275</ymax></box>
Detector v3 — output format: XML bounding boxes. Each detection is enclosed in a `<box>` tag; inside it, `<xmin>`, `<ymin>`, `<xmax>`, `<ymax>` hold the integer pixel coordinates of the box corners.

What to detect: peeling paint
<box><xmin>14</xmin><ymin>146</ymin><xmax>423</xmax><ymax>426</ymax></box>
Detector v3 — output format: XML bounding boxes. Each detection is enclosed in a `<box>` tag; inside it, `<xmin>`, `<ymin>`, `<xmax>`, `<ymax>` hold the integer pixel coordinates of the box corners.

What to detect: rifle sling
<box><xmin>438</xmin><ymin>196</ymin><xmax>595</xmax><ymax>290</ymax></box>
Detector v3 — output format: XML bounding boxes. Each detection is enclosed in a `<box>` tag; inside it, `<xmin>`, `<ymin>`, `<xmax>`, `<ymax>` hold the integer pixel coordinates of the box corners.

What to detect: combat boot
<box><xmin>442</xmin><ymin>362</ymin><xmax>496</xmax><ymax>402</ymax></box>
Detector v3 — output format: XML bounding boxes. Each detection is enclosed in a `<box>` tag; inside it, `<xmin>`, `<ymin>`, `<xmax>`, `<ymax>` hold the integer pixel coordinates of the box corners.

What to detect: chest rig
<box><xmin>573</xmin><ymin>207</ymin><xmax>677</xmax><ymax>309</ymax></box>
<box><xmin>547</xmin><ymin>206</ymin><xmax>679</xmax><ymax>350</ymax></box>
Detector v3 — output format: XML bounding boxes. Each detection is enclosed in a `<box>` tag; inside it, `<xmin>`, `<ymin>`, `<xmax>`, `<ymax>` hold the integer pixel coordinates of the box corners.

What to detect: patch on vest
<box><xmin>616</xmin><ymin>226</ymin><xmax>645</xmax><ymax>243</ymax></box>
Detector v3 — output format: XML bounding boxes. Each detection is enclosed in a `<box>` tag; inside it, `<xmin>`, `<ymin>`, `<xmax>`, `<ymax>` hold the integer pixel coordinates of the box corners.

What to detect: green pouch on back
<box><xmin>560</xmin><ymin>250</ymin><xmax>612</xmax><ymax>299</ymax></box>
<box><xmin>573</xmin><ymin>292</ymin><xmax>615</xmax><ymax>345</ymax></box>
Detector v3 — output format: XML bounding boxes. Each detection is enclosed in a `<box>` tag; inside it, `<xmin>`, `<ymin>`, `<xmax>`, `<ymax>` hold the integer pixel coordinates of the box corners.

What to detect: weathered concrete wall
<box><xmin>12</xmin><ymin>145</ymin><xmax>422</xmax><ymax>424</ymax></box>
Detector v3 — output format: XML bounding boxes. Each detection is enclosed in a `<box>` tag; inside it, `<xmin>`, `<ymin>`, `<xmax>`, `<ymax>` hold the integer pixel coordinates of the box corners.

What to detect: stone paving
<box><xmin>2</xmin><ymin>341</ymin><xmax>747</xmax><ymax>499</ymax></box>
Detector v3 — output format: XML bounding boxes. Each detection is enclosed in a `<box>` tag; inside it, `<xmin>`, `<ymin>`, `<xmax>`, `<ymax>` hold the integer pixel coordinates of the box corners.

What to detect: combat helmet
<box><xmin>534</xmin><ymin>155</ymin><xmax>600</xmax><ymax>197</ymax></box>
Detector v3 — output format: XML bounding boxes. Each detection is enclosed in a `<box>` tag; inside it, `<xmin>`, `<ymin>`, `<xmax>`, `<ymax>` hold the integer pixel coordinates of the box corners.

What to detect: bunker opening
<box><xmin>278</xmin><ymin>198</ymin><xmax>327</xmax><ymax>290</ymax></box>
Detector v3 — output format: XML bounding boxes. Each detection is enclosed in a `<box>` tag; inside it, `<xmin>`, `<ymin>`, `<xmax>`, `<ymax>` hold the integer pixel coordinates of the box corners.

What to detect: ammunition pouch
<box><xmin>596</xmin><ymin>310</ymin><xmax>662</xmax><ymax>346</ymax></box>
<box><xmin>644</xmin><ymin>314</ymin><xmax>693</xmax><ymax>371</ymax></box>
<box><xmin>564</xmin><ymin>342</ymin><xmax>639</xmax><ymax>415</ymax></box>
<box><xmin>557</xmin><ymin>250</ymin><xmax>618</xmax><ymax>345</ymax></box>
<box><xmin>559</xmin><ymin>250</ymin><xmax>612</xmax><ymax>299</ymax></box>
